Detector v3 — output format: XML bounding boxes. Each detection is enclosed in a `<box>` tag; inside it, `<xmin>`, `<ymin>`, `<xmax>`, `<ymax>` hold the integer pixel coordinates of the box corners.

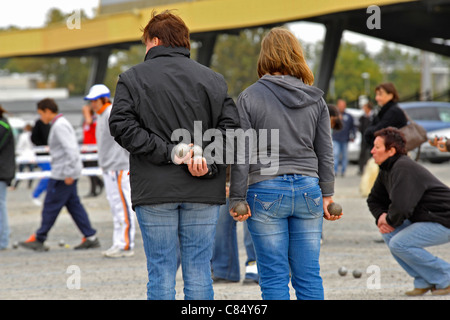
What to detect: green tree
<box><xmin>374</xmin><ymin>44</ymin><xmax>421</xmax><ymax>100</ymax></box>
<box><xmin>211</xmin><ymin>28</ymin><xmax>268</xmax><ymax>99</ymax></box>
<box><xmin>104</xmin><ymin>45</ymin><xmax>146</xmax><ymax>96</ymax></box>
<box><xmin>331</xmin><ymin>42</ymin><xmax>383</xmax><ymax>103</ymax></box>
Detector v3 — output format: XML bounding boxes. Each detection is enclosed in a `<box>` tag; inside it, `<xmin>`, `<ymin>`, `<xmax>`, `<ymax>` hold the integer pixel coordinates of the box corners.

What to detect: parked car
<box><xmin>400</xmin><ymin>101</ymin><xmax>450</xmax><ymax>163</ymax></box>
<box><xmin>399</xmin><ymin>101</ymin><xmax>450</xmax><ymax>132</ymax></box>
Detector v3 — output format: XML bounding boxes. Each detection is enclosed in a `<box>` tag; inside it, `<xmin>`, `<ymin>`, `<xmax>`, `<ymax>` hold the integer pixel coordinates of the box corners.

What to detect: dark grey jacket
<box><xmin>229</xmin><ymin>75</ymin><xmax>335</xmax><ymax>208</ymax></box>
<box><xmin>109</xmin><ymin>46</ymin><xmax>240</xmax><ymax>208</ymax></box>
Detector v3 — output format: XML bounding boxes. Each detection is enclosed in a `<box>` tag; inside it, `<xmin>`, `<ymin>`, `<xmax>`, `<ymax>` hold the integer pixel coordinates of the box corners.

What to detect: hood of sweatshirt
<box><xmin>258</xmin><ymin>74</ymin><xmax>324</xmax><ymax>109</ymax></box>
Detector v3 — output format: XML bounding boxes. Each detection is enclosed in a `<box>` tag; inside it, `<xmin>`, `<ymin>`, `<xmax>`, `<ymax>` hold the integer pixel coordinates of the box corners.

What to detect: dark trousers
<box><xmin>36</xmin><ymin>179</ymin><xmax>96</xmax><ymax>242</ymax></box>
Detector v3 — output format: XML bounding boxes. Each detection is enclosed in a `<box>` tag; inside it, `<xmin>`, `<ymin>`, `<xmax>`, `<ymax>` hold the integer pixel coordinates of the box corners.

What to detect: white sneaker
<box><xmin>102</xmin><ymin>245</ymin><xmax>118</xmax><ymax>256</ymax></box>
<box><xmin>103</xmin><ymin>246</ymin><xmax>134</xmax><ymax>258</ymax></box>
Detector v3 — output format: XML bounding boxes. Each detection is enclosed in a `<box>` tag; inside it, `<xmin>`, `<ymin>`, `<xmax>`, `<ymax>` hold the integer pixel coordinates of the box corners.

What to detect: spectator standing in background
<box><xmin>358</xmin><ymin>102</ymin><xmax>375</xmax><ymax>175</ymax></box>
<box><xmin>13</xmin><ymin>123</ymin><xmax>36</xmax><ymax>190</ymax></box>
<box><xmin>332</xmin><ymin>99</ymin><xmax>355</xmax><ymax>177</ymax></box>
<box><xmin>364</xmin><ymin>82</ymin><xmax>407</xmax><ymax>148</ymax></box>
<box><xmin>82</xmin><ymin>103</ymin><xmax>104</xmax><ymax>197</ymax></box>
<box><xmin>30</xmin><ymin>118</ymin><xmax>51</xmax><ymax>206</ymax></box>
<box><xmin>0</xmin><ymin>105</ymin><xmax>15</xmax><ymax>250</ymax></box>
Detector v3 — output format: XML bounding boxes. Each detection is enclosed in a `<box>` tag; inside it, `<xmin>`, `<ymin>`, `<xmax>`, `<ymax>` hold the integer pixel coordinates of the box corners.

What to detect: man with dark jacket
<box><xmin>0</xmin><ymin>106</ymin><xmax>15</xmax><ymax>250</ymax></box>
<box><xmin>109</xmin><ymin>10</ymin><xmax>240</xmax><ymax>300</ymax></box>
<box><xmin>30</xmin><ymin>118</ymin><xmax>51</xmax><ymax>204</ymax></box>
<box><xmin>367</xmin><ymin>127</ymin><xmax>450</xmax><ymax>296</ymax></box>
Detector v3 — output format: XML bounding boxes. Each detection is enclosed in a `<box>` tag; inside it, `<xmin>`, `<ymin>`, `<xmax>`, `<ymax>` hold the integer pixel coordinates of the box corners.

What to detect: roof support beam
<box><xmin>315</xmin><ymin>19</ymin><xmax>344</xmax><ymax>97</ymax></box>
<box><xmin>85</xmin><ymin>49</ymin><xmax>111</xmax><ymax>94</ymax></box>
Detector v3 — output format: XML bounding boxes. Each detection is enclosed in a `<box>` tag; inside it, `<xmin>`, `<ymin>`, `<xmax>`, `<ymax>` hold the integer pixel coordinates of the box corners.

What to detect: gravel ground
<box><xmin>1</xmin><ymin>162</ymin><xmax>449</xmax><ymax>301</ymax></box>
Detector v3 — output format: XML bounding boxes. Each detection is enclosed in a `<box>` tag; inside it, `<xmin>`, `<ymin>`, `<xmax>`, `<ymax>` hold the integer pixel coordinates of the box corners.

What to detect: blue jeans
<box><xmin>212</xmin><ymin>199</ymin><xmax>257</xmax><ymax>282</ymax></box>
<box><xmin>135</xmin><ymin>202</ymin><xmax>220</xmax><ymax>300</ymax></box>
<box><xmin>0</xmin><ymin>181</ymin><xmax>9</xmax><ymax>249</ymax></box>
<box><xmin>382</xmin><ymin>219</ymin><xmax>450</xmax><ymax>290</ymax></box>
<box><xmin>333</xmin><ymin>140</ymin><xmax>348</xmax><ymax>175</ymax></box>
<box><xmin>246</xmin><ymin>175</ymin><xmax>324</xmax><ymax>300</ymax></box>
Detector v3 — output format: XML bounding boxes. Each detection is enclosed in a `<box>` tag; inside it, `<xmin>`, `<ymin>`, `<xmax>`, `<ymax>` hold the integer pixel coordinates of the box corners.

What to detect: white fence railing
<box><xmin>15</xmin><ymin>144</ymin><xmax>102</xmax><ymax>180</ymax></box>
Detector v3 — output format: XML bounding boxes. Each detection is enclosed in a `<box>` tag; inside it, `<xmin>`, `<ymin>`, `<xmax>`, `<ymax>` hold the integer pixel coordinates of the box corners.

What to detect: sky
<box><xmin>0</xmin><ymin>0</ymin><xmax>386</xmax><ymax>53</ymax></box>
<box><xmin>0</xmin><ymin>0</ymin><xmax>99</xmax><ymax>29</ymax></box>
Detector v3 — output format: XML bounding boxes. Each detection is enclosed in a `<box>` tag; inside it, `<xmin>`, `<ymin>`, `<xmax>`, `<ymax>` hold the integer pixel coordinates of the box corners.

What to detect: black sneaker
<box><xmin>74</xmin><ymin>237</ymin><xmax>100</xmax><ymax>250</ymax></box>
<box><xmin>19</xmin><ymin>236</ymin><xmax>49</xmax><ymax>252</ymax></box>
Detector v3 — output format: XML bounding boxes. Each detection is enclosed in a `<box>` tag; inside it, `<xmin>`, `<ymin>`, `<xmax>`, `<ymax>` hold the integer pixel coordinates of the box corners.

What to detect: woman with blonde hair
<box><xmin>229</xmin><ymin>27</ymin><xmax>340</xmax><ymax>300</ymax></box>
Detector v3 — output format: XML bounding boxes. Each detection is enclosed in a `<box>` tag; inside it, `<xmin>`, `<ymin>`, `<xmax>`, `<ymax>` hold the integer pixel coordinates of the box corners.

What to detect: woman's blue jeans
<box><xmin>382</xmin><ymin>219</ymin><xmax>450</xmax><ymax>290</ymax></box>
<box><xmin>0</xmin><ymin>181</ymin><xmax>9</xmax><ymax>249</ymax></box>
<box><xmin>246</xmin><ymin>174</ymin><xmax>324</xmax><ymax>300</ymax></box>
<box><xmin>135</xmin><ymin>202</ymin><xmax>220</xmax><ymax>300</ymax></box>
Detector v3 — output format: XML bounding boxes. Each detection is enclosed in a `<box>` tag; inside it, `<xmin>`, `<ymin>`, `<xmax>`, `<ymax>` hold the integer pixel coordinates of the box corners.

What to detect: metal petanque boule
<box><xmin>338</xmin><ymin>266</ymin><xmax>348</xmax><ymax>276</ymax></box>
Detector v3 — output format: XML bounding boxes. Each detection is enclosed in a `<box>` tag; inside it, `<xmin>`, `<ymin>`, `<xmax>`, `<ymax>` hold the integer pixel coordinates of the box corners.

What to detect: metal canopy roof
<box><xmin>307</xmin><ymin>0</ymin><xmax>450</xmax><ymax>57</ymax></box>
<box><xmin>1</xmin><ymin>0</ymin><xmax>434</xmax><ymax>59</ymax></box>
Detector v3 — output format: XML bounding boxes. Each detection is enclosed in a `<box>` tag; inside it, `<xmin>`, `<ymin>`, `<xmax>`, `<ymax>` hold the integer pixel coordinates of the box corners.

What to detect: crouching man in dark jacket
<box><xmin>367</xmin><ymin>127</ymin><xmax>450</xmax><ymax>297</ymax></box>
<box><xmin>109</xmin><ymin>10</ymin><xmax>240</xmax><ymax>300</ymax></box>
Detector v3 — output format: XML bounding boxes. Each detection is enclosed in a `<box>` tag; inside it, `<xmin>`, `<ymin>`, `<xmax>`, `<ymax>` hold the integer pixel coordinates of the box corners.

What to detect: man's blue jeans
<box><xmin>246</xmin><ymin>175</ymin><xmax>324</xmax><ymax>300</ymax></box>
<box><xmin>382</xmin><ymin>219</ymin><xmax>450</xmax><ymax>290</ymax></box>
<box><xmin>333</xmin><ymin>140</ymin><xmax>348</xmax><ymax>175</ymax></box>
<box><xmin>135</xmin><ymin>202</ymin><xmax>220</xmax><ymax>300</ymax></box>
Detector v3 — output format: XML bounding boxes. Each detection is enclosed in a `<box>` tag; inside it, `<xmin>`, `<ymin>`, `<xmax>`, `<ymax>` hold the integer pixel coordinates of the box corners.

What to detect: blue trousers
<box><xmin>36</xmin><ymin>179</ymin><xmax>96</xmax><ymax>242</ymax></box>
<box><xmin>212</xmin><ymin>199</ymin><xmax>257</xmax><ymax>281</ymax></box>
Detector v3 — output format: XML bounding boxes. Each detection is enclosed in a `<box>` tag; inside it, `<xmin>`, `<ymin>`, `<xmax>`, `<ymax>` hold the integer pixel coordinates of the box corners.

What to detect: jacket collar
<box><xmin>378</xmin><ymin>100</ymin><xmax>397</xmax><ymax>117</ymax></box>
<box><xmin>144</xmin><ymin>46</ymin><xmax>190</xmax><ymax>61</ymax></box>
<box><xmin>379</xmin><ymin>153</ymin><xmax>402</xmax><ymax>171</ymax></box>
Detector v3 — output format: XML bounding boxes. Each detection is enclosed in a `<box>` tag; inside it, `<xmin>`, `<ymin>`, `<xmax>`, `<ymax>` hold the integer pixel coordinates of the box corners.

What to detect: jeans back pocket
<box><xmin>248</xmin><ymin>191</ymin><xmax>283</xmax><ymax>223</ymax></box>
<box><xmin>303</xmin><ymin>190</ymin><xmax>323</xmax><ymax>218</ymax></box>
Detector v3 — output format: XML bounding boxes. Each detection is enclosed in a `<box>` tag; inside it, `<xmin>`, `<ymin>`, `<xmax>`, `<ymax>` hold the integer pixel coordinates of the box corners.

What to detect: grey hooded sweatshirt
<box><xmin>229</xmin><ymin>75</ymin><xmax>334</xmax><ymax>209</ymax></box>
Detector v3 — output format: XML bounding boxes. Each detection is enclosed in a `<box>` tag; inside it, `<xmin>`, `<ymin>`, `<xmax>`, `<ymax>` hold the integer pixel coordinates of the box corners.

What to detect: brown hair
<box><xmin>0</xmin><ymin>105</ymin><xmax>7</xmax><ymax>117</ymax></box>
<box><xmin>37</xmin><ymin>98</ymin><xmax>58</xmax><ymax>113</ymax></box>
<box><xmin>375</xmin><ymin>82</ymin><xmax>399</xmax><ymax>102</ymax></box>
<box><xmin>327</xmin><ymin>104</ymin><xmax>343</xmax><ymax>130</ymax></box>
<box><xmin>257</xmin><ymin>27</ymin><xmax>314</xmax><ymax>84</ymax></box>
<box><xmin>141</xmin><ymin>10</ymin><xmax>190</xmax><ymax>50</ymax></box>
<box><xmin>374</xmin><ymin>127</ymin><xmax>407</xmax><ymax>155</ymax></box>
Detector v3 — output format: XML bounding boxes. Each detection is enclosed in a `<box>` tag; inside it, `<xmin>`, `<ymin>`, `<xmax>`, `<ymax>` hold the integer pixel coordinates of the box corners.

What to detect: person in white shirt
<box><xmin>13</xmin><ymin>123</ymin><xmax>36</xmax><ymax>190</ymax></box>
